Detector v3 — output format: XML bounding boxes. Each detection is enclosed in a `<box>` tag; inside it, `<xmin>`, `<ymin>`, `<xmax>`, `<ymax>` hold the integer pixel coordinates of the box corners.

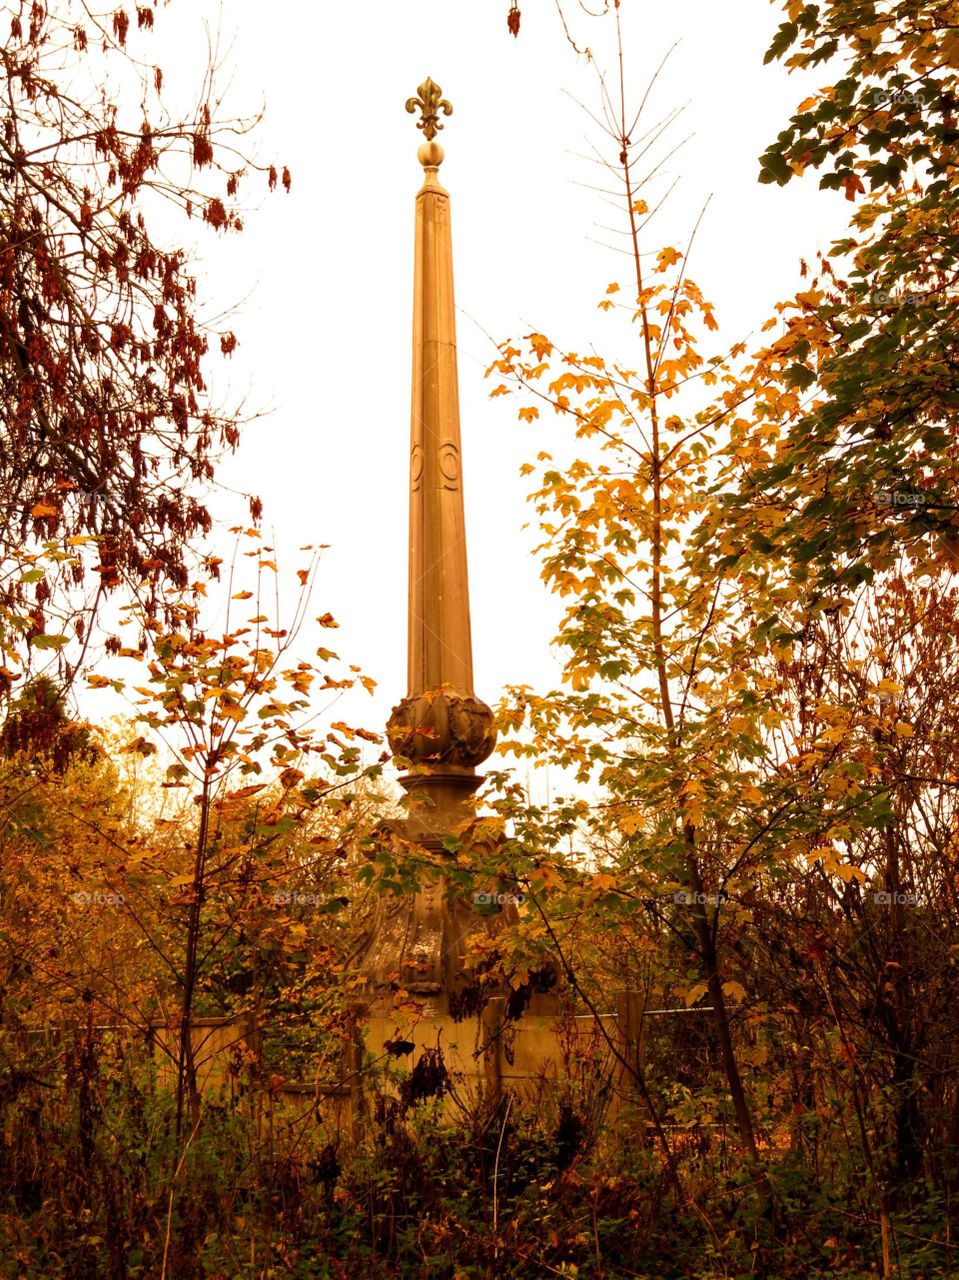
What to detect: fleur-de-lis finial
<box><xmin>405</xmin><ymin>78</ymin><xmax>453</xmax><ymax>142</ymax></box>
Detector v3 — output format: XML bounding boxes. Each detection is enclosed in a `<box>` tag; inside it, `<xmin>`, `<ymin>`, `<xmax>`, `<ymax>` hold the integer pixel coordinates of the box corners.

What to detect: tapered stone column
<box><xmin>385</xmin><ymin>80</ymin><xmax>497</xmax><ymax>840</ymax></box>
<box><xmin>348</xmin><ymin>89</ymin><xmax>564</xmax><ymax>1108</ymax></box>
<box><xmin>353</xmin><ymin>80</ymin><xmax>500</xmax><ymax>1002</ymax></box>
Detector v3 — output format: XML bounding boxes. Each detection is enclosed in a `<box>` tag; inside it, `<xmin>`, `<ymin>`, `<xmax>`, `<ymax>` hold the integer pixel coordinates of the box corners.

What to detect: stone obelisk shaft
<box><xmin>408</xmin><ymin>155</ymin><xmax>474</xmax><ymax>698</ymax></box>
<box><xmin>387</xmin><ymin>81</ymin><xmax>496</xmax><ymax>797</ymax></box>
<box><xmin>356</xmin><ymin>80</ymin><xmax>502</xmax><ymax>999</ymax></box>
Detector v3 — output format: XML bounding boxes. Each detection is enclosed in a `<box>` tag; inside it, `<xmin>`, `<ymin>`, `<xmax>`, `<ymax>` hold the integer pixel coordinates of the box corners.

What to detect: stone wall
<box><xmin>148</xmin><ymin>994</ymin><xmax>647</xmax><ymax>1131</ymax></box>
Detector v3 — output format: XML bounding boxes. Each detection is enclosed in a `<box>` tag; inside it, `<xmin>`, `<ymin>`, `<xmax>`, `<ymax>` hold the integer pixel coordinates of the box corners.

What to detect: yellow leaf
<box><xmin>518</xmin><ymin>407</ymin><xmax>539</xmax><ymax>423</ymax></box>
<box><xmin>527</xmin><ymin>332</ymin><xmax>553</xmax><ymax>360</ymax></box>
<box><xmin>684</xmin><ymin>982</ymin><xmax>708</xmax><ymax>1007</ymax></box>
<box><xmin>531</xmin><ymin>864</ymin><xmax>565</xmax><ymax>892</ymax></box>
<box><xmin>683</xmin><ymin>804</ymin><xmax>703</xmax><ymax>830</ymax></box>
<box><xmin>228</xmin><ymin>784</ymin><xmax>267</xmax><ymax>801</ymax></box>
<box><xmin>807</xmin><ymin>845</ymin><xmax>837</xmax><ymax>871</ymax></box>
<box><xmin>510</xmin><ymin>966</ymin><xmax>530</xmax><ymax>990</ymax></box>
<box><xmin>893</xmin><ymin>721</ymin><xmax>913</xmax><ymax>738</ymax></box>
<box><xmin>31</xmin><ymin>502</ymin><xmax>58</xmax><ymax>518</ymax></box>
<box><xmin>591</xmin><ymin>873</ymin><xmax>618</xmax><ymax>892</ymax></box>
<box><xmin>656</xmin><ymin>246</ymin><xmax>682</xmax><ymax>271</ymax></box>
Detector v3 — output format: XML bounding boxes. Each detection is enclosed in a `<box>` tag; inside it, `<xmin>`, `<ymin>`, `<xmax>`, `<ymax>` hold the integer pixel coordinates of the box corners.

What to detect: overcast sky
<box><xmin>118</xmin><ymin>0</ymin><xmax>855</xmax><ymax>771</ymax></box>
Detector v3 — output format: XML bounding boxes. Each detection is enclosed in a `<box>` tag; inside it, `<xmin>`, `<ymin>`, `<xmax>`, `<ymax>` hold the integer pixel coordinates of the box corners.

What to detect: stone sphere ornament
<box><xmin>387</xmin><ymin>688</ymin><xmax>497</xmax><ymax>769</ymax></box>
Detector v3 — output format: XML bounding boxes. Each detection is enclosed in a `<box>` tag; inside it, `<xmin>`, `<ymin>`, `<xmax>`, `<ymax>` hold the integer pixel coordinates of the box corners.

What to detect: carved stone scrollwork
<box><xmin>410</xmin><ymin>442</ymin><xmax>424</xmax><ymax>491</ymax></box>
<box><xmin>439</xmin><ymin>441</ymin><xmax>460</xmax><ymax>490</ymax></box>
<box><xmin>387</xmin><ymin>688</ymin><xmax>497</xmax><ymax>768</ymax></box>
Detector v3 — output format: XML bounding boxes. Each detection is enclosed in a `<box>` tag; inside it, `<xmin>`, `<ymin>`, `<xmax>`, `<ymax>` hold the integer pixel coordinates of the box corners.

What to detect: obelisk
<box><xmin>355</xmin><ymin>80</ymin><xmax>500</xmax><ymax>1002</ymax></box>
<box><xmin>386</xmin><ymin>80</ymin><xmax>498</xmax><ymax>834</ymax></box>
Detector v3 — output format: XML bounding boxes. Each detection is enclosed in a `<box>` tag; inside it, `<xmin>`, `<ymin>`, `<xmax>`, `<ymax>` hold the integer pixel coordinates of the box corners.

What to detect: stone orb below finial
<box><xmin>418</xmin><ymin>140</ymin><xmax>445</xmax><ymax>169</ymax></box>
<box><xmin>387</xmin><ymin>689</ymin><xmax>497</xmax><ymax>769</ymax></box>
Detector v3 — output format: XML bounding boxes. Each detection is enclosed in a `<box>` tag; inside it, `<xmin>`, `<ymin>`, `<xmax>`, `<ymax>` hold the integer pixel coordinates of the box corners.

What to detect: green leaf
<box><xmin>30</xmin><ymin>633</ymin><xmax>69</xmax><ymax>650</ymax></box>
<box><xmin>765</xmin><ymin>21</ymin><xmax>798</xmax><ymax>64</ymax></box>
<box><xmin>759</xmin><ymin>150</ymin><xmax>793</xmax><ymax>184</ymax></box>
<box><xmin>785</xmin><ymin>363</ymin><xmax>817</xmax><ymax>390</ymax></box>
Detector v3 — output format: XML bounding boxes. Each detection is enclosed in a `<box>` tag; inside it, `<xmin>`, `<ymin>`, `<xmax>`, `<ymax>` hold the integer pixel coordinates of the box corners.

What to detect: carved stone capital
<box><xmin>387</xmin><ymin>688</ymin><xmax>497</xmax><ymax>769</ymax></box>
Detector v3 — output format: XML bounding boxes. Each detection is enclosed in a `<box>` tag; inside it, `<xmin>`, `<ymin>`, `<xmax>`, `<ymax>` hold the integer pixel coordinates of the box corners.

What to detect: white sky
<box><xmin>100</xmin><ymin>1</ymin><xmax>855</xmax><ymax>768</ymax></box>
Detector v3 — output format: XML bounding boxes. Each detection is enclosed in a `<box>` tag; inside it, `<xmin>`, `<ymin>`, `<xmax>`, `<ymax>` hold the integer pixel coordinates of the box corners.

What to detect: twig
<box><xmin>492</xmin><ymin>1090</ymin><xmax>515</xmax><ymax>1261</ymax></box>
<box><xmin>160</xmin><ymin>1114</ymin><xmax>203</xmax><ymax>1280</ymax></box>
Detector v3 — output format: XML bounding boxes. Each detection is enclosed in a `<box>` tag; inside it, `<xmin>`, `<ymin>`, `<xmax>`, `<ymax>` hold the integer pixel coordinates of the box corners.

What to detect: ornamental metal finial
<box><xmin>405</xmin><ymin>78</ymin><xmax>453</xmax><ymax>142</ymax></box>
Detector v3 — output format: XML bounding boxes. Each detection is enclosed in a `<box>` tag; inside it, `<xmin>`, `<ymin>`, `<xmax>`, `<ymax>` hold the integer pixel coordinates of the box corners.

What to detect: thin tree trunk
<box><xmin>175</xmin><ymin>772</ymin><xmax>212</xmax><ymax>1135</ymax></box>
<box><xmin>612</xmin><ymin>9</ymin><xmax>773</xmax><ymax>1229</ymax></box>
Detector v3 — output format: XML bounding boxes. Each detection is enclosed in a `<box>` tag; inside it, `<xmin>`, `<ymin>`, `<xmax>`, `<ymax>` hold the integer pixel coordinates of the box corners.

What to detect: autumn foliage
<box><xmin>3</xmin><ymin>1</ymin><xmax>959</xmax><ymax>1278</ymax></box>
<box><xmin>0</xmin><ymin>1</ymin><xmax>288</xmax><ymax>690</ymax></box>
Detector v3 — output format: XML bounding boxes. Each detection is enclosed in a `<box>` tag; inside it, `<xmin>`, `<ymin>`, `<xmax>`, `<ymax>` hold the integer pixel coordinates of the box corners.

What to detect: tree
<box><xmin>483</xmin><ymin>5</ymin><xmax>959</xmax><ymax>1268</ymax></box>
<box><xmin>0</xmin><ymin>1</ymin><xmax>288</xmax><ymax>690</ymax></box>
<box><xmin>694</xmin><ymin>0</ymin><xmax>959</xmax><ymax>607</ymax></box>
<box><xmin>87</xmin><ymin>533</ymin><xmax>381</xmax><ymax>1129</ymax></box>
<box><xmin>485</xmin><ymin>7</ymin><xmax>791</xmax><ymax>1223</ymax></box>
